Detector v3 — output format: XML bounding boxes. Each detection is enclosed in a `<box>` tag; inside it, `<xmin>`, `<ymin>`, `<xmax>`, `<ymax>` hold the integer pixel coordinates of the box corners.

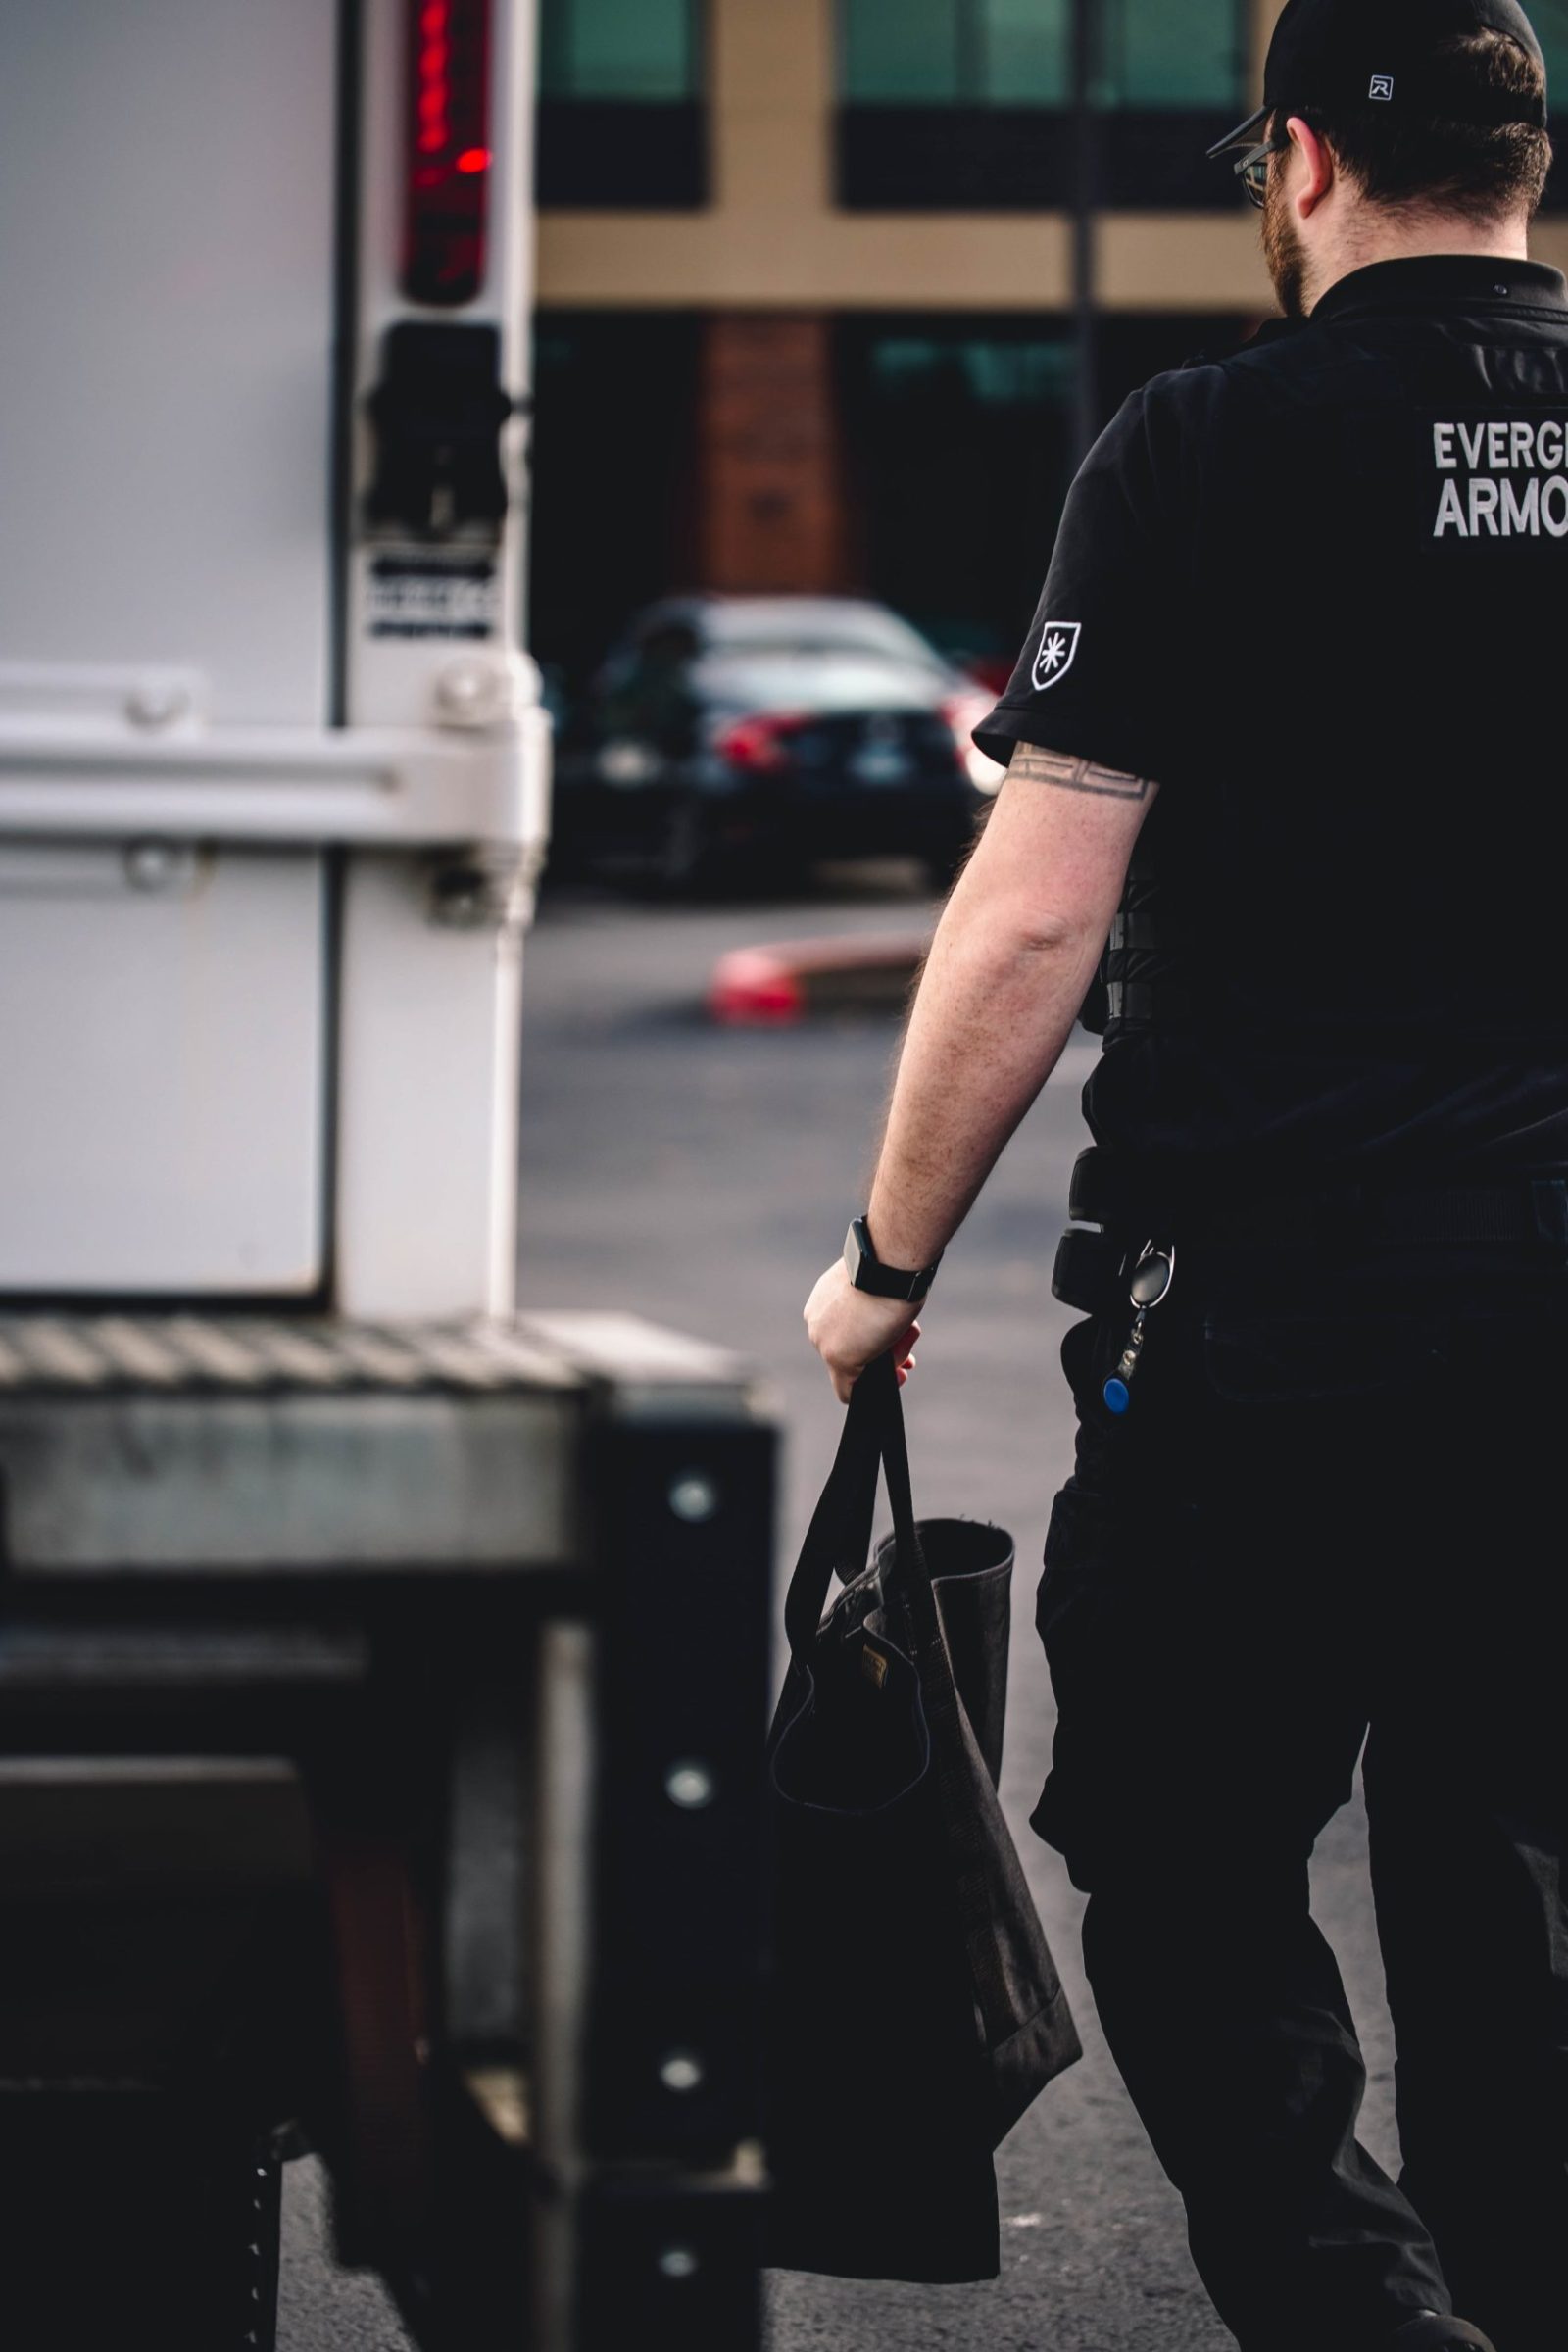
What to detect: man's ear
<box><xmin>1284</xmin><ymin>114</ymin><xmax>1335</xmax><ymax>217</ymax></box>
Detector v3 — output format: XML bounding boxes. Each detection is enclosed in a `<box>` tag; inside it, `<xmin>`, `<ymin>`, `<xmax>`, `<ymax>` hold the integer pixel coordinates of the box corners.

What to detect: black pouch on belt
<box><xmin>1052</xmin><ymin>1226</ymin><xmax>1132</xmax><ymax>1318</ymax></box>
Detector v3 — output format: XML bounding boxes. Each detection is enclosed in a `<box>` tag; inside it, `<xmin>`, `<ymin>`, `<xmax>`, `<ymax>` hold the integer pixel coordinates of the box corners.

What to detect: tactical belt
<box><xmin>1103</xmin><ymin>982</ymin><xmax>1184</xmax><ymax>1029</ymax></box>
<box><xmin>1096</xmin><ymin>909</ymin><xmax>1192</xmax><ymax>1040</ymax></box>
<box><xmin>1054</xmin><ymin>1148</ymin><xmax>1568</xmax><ymax>1316</ymax></box>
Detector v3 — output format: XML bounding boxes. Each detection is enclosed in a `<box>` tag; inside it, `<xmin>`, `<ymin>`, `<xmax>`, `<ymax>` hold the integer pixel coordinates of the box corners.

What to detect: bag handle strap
<box><xmin>782</xmin><ymin>1352</ymin><xmax>934</xmax><ymax>1669</ymax></box>
<box><xmin>869</xmin><ymin>1352</ymin><xmax>946</xmax><ymax>1661</ymax></box>
<box><xmin>781</xmin><ymin>1361</ymin><xmax>883</xmax><ymax>1666</ymax></box>
<box><xmin>869</xmin><ymin>1349</ymin><xmax>918</xmax><ymax>1560</ymax></box>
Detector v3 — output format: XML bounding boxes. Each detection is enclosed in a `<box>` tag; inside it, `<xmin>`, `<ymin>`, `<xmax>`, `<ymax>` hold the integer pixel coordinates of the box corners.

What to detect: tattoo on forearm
<box><xmin>1010</xmin><ymin>744</ymin><xmax>1154</xmax><ymax>801</ymax></box>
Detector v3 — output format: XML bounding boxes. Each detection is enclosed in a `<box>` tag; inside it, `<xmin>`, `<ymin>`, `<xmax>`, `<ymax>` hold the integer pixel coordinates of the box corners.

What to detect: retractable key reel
<box><xmin>1103</xmin><ymin>1242</ymin><xmax>1176</xmax><ymax>1416</ymax></box>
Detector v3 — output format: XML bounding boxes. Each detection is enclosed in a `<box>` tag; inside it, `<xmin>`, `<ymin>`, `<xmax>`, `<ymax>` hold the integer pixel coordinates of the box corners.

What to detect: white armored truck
<box><xmin>0</xmin><ymin>4</ymin><xmax>772</xmax><ymax>2344</ymax></box>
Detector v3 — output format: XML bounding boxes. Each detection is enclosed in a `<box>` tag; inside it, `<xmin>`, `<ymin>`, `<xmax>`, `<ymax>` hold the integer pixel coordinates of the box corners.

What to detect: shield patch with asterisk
<box><xmin>1032</xmin><ymin>621</ymin><xmax>1082</xmax><ymax>693</ymax></box>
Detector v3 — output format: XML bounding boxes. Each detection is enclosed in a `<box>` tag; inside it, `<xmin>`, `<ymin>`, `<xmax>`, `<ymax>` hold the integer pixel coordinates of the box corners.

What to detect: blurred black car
<box><xmin>551</xmin><ymin>596</ymin><xmax>1004</xmax><ymax>891</ymax></box>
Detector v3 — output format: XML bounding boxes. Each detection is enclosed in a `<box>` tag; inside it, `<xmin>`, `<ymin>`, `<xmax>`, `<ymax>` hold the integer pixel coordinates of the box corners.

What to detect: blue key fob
<box><xmin>1102</xmin><ymin>1244</ymin><xmax>1175</xmax><ymax>1415</ymax></box>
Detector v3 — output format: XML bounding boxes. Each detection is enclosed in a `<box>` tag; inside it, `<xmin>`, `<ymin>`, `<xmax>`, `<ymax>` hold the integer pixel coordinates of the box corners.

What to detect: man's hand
<box><xmin>805</xmin><ymin>1260</ymin><xmax>921</xmax><ymax>1406</ymax></box>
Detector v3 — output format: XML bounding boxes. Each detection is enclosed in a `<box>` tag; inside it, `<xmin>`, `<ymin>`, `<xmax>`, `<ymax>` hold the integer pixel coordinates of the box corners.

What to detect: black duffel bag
<box><xmin>765</xmin><ymin>1351</ymin><xmax>1081</xmax><ymax>2284</ymax></box>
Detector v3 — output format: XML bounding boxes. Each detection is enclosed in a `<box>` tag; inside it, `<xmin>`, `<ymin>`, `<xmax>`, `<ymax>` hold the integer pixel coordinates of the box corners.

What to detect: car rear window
<box><xmin>700</xmin><ymin>603</ymin><xmax>944</xmax><ymax>667</ymax></box>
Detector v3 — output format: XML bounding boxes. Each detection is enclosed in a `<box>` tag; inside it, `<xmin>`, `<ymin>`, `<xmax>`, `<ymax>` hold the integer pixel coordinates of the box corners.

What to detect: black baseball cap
<box><xmin>1207</xmin><ymin>0</ymin><xmax>1547</xmax><ymax>159</ymax></box>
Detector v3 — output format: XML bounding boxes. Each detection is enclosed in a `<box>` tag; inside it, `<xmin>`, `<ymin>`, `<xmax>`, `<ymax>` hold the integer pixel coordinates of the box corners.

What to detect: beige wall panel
<box><xmin>1532</xmin><ymin>222</ymin><xmax>1568</xmax><ymax>277</ymax></box>
<box><xmin>1099</xmin><ymin>217</ymin><xmax>1273</xmax><ymax>311</ymax></box>
<box><xmin>537</xmin><ymin>210</ymin><xmax>1280</xmax><ymax>314</ymax></box>
<box><xmin>538</xmin><ymin>210</ymin><xmax>1077</xmax><ymax>308</ymax></box>
<box><xmin>788</xmin><ymin>216</ymin><xmax>1075</xmax><ymax>306</ymax></box>
<box><xmin>712</xmin><ymin>0</ymin><xmax>832</xmax><ymax>214</ymax></box>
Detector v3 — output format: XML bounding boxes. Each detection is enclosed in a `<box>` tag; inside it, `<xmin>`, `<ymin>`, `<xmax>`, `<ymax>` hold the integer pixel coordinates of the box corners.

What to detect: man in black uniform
<box><xmin>806</xmin><ymin>5</ymin><xmax>1568</xmax><ymax>2347</ymax></box>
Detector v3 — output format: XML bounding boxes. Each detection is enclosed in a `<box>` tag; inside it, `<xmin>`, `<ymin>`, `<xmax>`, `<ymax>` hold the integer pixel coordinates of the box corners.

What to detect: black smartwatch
<box><xmin>844</xmin><ymin>1217</ymin><xmax>943</xmax><ymax>1304</ymax></box>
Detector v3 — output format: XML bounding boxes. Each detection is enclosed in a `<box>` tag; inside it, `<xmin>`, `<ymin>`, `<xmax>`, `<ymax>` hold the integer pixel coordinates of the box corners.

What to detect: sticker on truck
<box><xmin>366</xmin><ymin>554</ymin><xmax>499</xmax><ymax>639</ymax></box>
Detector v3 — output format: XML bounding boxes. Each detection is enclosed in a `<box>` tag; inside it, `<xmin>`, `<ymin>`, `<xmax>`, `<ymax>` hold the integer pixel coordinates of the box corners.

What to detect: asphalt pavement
<box><xmin>279</xmin><ymin>867</ymin><xmax>1401</xmax><ymax>2351</ymax></box>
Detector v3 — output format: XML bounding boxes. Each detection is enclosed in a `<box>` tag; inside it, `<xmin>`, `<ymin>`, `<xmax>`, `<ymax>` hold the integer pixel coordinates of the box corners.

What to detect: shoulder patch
<box><xmin>1032</xmin><ymin>621</ymin><xmax>1083</xmax><ymax>692</ymax></box>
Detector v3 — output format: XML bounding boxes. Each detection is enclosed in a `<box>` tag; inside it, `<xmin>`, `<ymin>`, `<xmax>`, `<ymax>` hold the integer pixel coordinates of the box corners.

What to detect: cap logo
<box><xmin>1032</xmin><ymin>621</ymin><xmax>1083</xmax><ymax>693</ymax></box>
<box><xmin>1369</xmin><ymin>74</ymin><xmax>1395</xmax><ymax>101</ymax></box>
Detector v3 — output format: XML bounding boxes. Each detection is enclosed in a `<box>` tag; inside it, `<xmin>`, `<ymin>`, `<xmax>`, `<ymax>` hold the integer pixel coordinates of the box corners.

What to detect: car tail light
<box><xmin>715</xmin><ymin>713</ymin><xmax>808</xmax><ymax>774</ymax></box>
<box><xmin>402</xmin><ymin>0</ymin><xmax>492</xmax><ymax>307</ymax></box>
<box><xmin>942</xmin><ymin>691</ymin><xmax>1008</xmax><ymax>797</ymax></box>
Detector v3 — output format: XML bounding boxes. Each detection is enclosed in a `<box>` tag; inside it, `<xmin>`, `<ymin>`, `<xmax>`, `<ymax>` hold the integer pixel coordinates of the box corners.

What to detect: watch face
<box><xmin>845</xmin><ymin>1220</ymin><xmax>869</xmax><ymax>1286</ymax></box>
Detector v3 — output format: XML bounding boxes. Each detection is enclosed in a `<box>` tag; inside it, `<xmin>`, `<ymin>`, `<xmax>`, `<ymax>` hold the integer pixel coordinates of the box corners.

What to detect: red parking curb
<box><xmin>709</xmin><ymin>935</ymin><xmax>930</xmax><ymax>1026</ymax></box>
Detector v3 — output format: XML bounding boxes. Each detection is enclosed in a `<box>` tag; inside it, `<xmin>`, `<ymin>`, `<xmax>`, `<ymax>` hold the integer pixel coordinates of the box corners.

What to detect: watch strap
<box><xmin>845</xmin><ymin>1217</ymin><xmax>942</xmax><ymax>1303</ymax></box>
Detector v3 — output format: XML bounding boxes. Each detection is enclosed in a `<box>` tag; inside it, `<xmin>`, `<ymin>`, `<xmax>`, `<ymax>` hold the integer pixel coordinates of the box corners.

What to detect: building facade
<box><xmin>530</xmin><ymin>0</ymin><xmax>1568</xmax><ymax>683</ymax></box>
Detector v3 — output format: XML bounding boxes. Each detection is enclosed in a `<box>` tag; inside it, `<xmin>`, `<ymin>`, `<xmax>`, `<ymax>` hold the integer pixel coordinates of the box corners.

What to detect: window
<box><xmin>1099</xmin><ymin>0</ymin><xmax>1246</xmax><ymax>110</ymax></box>
<box><xmin>841</xmin><ymin>0</ymin><xmax>1243</xmax><ymax>112</ymax></box>
<box><xmin>539</xmin><ymin>0</ymin><xmax>699</xmax><ymax>101</ymax></box>
<box><xmin>699</xmin><ymin>601</ymin><xmax>948</xmax><ymax>669</ymax></box>
<box><xmin>1525</xmin><ymin>9</ymin><xmax>1568</xmax><ymax>210</ymax></box>
<box><xmin>838</xmin><ymin>0</ymin><xmax>1249</xmax><ymax>208</ymax></box>
<box><xmin>1540</xmin><ymin>14</ymin><xmax>1568</xmax><ymax>100</ymax></box>
<box><xmin>536</xmin><ymin>0</ymin><xmax>706</xmax><ymax>206</ymax></box>
<box><xmin>843</xmin><ymin>0</ymin><xmax>1067</xmax><ymax>106</ymax></box>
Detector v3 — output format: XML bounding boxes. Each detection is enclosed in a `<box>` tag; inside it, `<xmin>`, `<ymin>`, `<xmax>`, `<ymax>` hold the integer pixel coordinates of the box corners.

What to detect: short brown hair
<box><xmin>1286</xmin><ymin>31</ymin><xmax>1553</xmax><ymax>222</ymax></box>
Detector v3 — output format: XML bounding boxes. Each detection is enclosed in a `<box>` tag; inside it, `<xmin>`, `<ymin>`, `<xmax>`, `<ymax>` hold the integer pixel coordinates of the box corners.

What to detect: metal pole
<box><xmin>1070</xmin><ymin>0</ymin><xmax>1100</xmax><ymax>466</ymax></box>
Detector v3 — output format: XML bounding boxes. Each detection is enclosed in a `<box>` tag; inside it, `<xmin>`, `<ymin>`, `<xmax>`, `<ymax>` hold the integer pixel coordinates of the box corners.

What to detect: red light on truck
<box><xmin>402</xmin><ymin>0</ymin><xmax>491</xmax><ymax>307</ymax></box>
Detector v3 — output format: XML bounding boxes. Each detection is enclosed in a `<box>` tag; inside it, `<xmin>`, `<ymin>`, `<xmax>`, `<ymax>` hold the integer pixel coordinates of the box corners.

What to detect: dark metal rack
<box><xmin>0</xmin><ymin>1310</ymin><xmax>776</xmax><ymax>2350</ymax></box>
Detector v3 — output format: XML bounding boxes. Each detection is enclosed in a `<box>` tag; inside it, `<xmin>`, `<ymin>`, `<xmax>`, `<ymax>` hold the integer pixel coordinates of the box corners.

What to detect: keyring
<box><xmin>1103</xmin><ymin>1241</ymin><xmax>1176</xmax><ymax>1416</ymax></box>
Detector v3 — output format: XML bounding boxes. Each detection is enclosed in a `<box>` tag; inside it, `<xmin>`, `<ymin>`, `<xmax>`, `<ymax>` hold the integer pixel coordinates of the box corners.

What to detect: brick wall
<box><xmin>697</xmin><ymin>314</ymin><xmax>856</xmax><ymax>593</ymax></box>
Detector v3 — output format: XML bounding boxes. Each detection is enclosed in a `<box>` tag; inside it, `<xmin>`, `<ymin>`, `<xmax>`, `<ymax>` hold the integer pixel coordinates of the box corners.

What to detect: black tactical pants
<box><xmin>1037</xmin><ymin>1267</ymin><xmax>1568</xmax><ymax>2352</ymax></box>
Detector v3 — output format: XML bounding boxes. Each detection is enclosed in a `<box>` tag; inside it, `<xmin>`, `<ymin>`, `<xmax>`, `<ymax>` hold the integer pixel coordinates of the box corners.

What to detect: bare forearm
<box><xmin>806</xmin><ymin>745</ymin><xmax>1156</xmax><ymax>1402</ymax></box>
<box><xmin>866</xmin><ymin>898</ymin><xmax>1102</xmax><ymax>1273</ymax></box>
<box><xmin>863</xmin><ymin>743</ymin><xmax>1159</xmax><ymax>1273</ymax></box>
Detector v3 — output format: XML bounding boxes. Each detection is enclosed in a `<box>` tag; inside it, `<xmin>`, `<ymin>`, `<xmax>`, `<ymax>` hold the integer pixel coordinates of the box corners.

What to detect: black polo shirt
<box><xmin>976</xmin><ymin>255</ymin><xmax>1568</xmax><ymax>1191</ymax></box>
